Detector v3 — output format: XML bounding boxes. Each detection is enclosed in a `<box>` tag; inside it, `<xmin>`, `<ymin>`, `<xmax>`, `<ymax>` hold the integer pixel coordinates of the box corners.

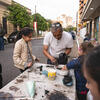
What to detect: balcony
<box><xmin>81</xmin><ymin>0</ymin><xmax>100</xmax><ymax>21</ymax></box>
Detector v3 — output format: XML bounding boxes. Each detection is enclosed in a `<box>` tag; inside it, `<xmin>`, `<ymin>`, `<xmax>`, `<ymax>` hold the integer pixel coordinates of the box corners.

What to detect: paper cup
<box><xmin>26</xmin><ymin>80</ymin><xmax>35</xmax><ymax>98</ymax></box>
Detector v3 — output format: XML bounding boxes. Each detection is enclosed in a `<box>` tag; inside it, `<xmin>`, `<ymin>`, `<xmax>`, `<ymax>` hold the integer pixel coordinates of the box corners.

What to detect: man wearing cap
<box><xmin>43</xmin><ymin>22</ymin><xmax>73</xmax><ymax>65</ymax></box>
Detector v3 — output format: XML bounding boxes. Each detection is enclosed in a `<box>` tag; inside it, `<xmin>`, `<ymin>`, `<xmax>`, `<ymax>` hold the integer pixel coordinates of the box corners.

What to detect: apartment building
<box><xmin>79</xmin><ymin>0</ymin><xmax>100</xmax><ymax>42</ymax></box>
<box><xmin>79</xmin><ymin>0</ymin><xmax>87</xmax><ymax>28</ymax></box>
<box><xmin>57</xmin><ymin>14</ymin><xmax>73</xmax><ymax>28</ymax></box>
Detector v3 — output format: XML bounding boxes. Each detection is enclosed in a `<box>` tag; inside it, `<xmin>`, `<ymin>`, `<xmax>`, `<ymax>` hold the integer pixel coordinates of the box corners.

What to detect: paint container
<box><xmin>48</xmin><ymin>69</ymin><xmax>56</xmax><ymax>80</ymax></box>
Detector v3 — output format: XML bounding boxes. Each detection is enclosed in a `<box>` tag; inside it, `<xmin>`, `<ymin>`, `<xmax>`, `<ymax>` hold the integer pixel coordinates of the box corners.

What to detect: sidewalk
<box><xmin>69</xmin><ymin>35</ymin><xmax>83</xmax><ymax>60</ymax></box>
<box><xmin>76</xmin><ymin>35</ymin><xmax>83</xmax><ymax>48</ymax></box>
<box><xmin>32</xmin><ymin>36</ymin><xmax>44</xmax><ymax>40</ymax></box>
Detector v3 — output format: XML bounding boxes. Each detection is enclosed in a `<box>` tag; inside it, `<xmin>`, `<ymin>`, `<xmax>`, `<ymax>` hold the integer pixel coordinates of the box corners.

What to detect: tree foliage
<box><xmin>6</xmin><ymin>2</ymin><xmax>31</xmax><ymax>28</ymax></box>
<box><xmin>32</xmin><ymin>13</ymin><xmax>48</xmax><ymax>32</ymax></box>
<box><xmin>46</xmin><ymin>19</ymin><xmax>52</xmax><ymax>31</ymax></box>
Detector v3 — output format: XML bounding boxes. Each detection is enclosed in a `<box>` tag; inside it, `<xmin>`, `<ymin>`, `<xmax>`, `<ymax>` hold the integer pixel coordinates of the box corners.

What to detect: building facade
<box><xmin>79</xmin><ymin>0</ymin><xmax>100</xmax><ymax>42</ymax></box>
<box><xmin>0</xmin><ymin>0</ymin><xmax>14</xmax><ymax>36</ymax></box>
<box><xmin>0</xmin><ymin>0</ymin><xmax>31</xmax><ymax>37</ymax></box>
<box><xmin>57</xmin><ymin>14</ymin><xmax>73</xmax><ymax>28</ymax></box>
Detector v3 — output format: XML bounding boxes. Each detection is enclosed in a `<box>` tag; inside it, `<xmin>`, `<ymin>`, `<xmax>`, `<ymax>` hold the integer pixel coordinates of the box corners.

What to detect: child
<box><xmin>62</xmin><ymin>42</ymin><xmax>94</xmax><ymax>100</ymax></box>
<box><xmin>83</xmin><ymin>45</ymin><xmax>100</xmax><ymax>100</ymax></box>
<box><xmin>13</xmin><ymin>27</ymin><xmax>38</xmax><ymax>73</ymax></box>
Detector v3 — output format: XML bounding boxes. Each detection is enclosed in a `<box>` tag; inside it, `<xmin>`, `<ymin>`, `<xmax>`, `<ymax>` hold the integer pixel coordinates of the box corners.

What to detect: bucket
<box><xmin>48</xmin><ymin>69</ymin><xmax>56</xmax><ymax>80</ymax></box>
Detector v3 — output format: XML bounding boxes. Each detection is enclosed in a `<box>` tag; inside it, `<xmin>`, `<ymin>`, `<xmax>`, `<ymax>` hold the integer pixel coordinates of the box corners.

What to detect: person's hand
<box><xmin>50</xmin><ymin>56</ymin><xmax>57</xmax><ymax>63</ymax></box>
<box><xmin>62</xmin><ymin>65</ymin><xmax>67</xmax><ymax>70</ymax></box>
<box><xmin>35</xmin><ymin>58</ymin><xmax>39</xmax><ymax>62</ymax></box>
<box><xmin>27</xmin><ymin>62</ymin><xmax>33</xmax><ymax>67</ymax></box>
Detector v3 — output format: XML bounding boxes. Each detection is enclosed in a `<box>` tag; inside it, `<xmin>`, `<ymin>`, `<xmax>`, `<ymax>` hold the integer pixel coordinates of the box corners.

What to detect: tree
<box><xmin>46</xmin><ymin>19</ymin><xmax>52</xmax><ymax>31</ymax></box>
<box><xmin>32</xmin><ymin>13</ymin><xmax>48</xmax><ymax>33</ymax></box>
<box><xmin>6</xmin><ymin>2</ymin><xmax>31</xmax><ymax>29</ymax></box>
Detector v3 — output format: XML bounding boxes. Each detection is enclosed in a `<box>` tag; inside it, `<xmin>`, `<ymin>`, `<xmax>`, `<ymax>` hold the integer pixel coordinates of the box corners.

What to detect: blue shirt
<box><xmin>67</xmin><ymin>56</ymin><xmax>88</xmax><ymax>92</ymax></box>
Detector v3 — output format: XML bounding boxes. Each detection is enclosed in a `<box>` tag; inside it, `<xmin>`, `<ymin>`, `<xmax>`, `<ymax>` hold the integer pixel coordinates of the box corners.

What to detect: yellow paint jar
<box><xmin>48</xmin><ymin>69</ymin><xmax>56</xmax><ymax>80</ymax></box>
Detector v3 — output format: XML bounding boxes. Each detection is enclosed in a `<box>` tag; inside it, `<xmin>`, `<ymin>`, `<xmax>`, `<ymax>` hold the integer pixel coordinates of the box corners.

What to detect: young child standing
<box><xmin>62</xmin><ymin>42</ymin><xmax>94</xmax><ymax>100</ymax></box>
<box><xmin>13</xmin><ymin>27</ymin><xmax>38</xmax><ymax>73</ymax></box>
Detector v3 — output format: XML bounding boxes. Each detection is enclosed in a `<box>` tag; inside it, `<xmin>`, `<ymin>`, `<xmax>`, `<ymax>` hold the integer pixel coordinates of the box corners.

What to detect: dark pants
<box><xmin>20</xmin><ymin>67</ymin><xmax>29</xmax><ymax>73</ymax></box>
<box><xmin>0</xmin><ymin>37</ymin><xmax>4</xmax><ymax>50</ymax></box>
<box><xmin>77</xmin><ymin>91</ymin><xmax>87</xmax><ymax>100</ymax></box>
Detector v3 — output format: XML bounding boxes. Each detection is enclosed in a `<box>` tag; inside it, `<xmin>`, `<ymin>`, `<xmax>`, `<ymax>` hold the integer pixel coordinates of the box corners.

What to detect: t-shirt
<box><xmin>43</xmin><ymin>31</ymin><xmax>73</xmax><ymax>58</ymax></box>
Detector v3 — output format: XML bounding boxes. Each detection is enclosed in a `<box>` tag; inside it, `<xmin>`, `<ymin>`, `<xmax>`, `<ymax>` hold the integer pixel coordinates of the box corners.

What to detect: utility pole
<box><xmin>33</xmin><ymin>5</ymin><xmax>37</xmax><ymax>37</ymax></box>
<box><xmin>35</xmin><ymin>5</ymin><xmax>36</xmax><ymax>14</ymax></box>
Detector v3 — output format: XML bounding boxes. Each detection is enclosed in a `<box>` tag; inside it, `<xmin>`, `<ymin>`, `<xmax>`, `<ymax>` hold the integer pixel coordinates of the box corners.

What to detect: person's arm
<box><xmin>65</xmin><ymin>48</ymin><xmax>72</xmax><ymax>55</ymax></box>
<box><xmin>13</xmin><ymin>42</ymin><xmax>26</xmax><ymax>66</ymax></box>
<box><xmin>62</xmin><ymin>58</ymin><xmax>78</xmax><ymax>70</ymax></box>
<box><xmin>32</xmin><ymin>55</ymin><xmax>39</xmax><ymax>62</ymax></box>
<box><xmin>43</xmin><ymin>45</ymin><xmax>56</xmax><ymax>63</ymax></box>
<box><xmin>13</xmin><ymin>42</ymin><xmax>33</xmax><ymax>68</ymax></box>
<box><xmin>62</xmin><ymin>65</ymin><xmax>68</xmax><ymax>70</ymax></box>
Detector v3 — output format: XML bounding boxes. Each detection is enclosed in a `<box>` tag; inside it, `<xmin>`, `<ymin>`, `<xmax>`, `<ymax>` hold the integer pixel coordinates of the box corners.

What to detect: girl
<box><xmin>62</xmin><ymin>42</ymin><xmax>94</xmax><ymax>100</ymax></box>
<box><xmin>13</xmin><ymin>27</ymin><xmax>38</xmax><ymax>73</ymax></box>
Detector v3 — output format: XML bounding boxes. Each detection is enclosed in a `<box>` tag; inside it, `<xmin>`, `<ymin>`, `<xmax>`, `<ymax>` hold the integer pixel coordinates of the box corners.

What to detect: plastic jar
<box><xmin>48</xmin><ymin>69</ymin><xmax>56</xmax><ymax>80</ymax></box>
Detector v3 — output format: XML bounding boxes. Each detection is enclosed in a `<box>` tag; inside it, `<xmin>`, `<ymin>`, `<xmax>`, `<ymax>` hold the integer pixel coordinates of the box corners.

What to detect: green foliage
<box><xmin>32</xmin><ymin>13</ymin><xmax>48</xmax><ymax>32</ymax></box>
<box><xmin>64</xmin><ymin>25</ymin><xmax>76</xmax><ymax>32</ymax></box>
<box><xmin>46</xmin><ymin>19</ymin><xmax>52</xmax><ymax>31</ymax></box>
<box><xmin>6</xmin><ymin>2</ymin><xmax>31</xmax><ymax>28</ymax></box>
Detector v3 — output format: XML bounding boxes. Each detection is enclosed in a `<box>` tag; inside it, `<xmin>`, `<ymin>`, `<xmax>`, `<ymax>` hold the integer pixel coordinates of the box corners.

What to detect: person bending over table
<box><xmin>43</xmin><ymin>22</ymin><xmax>73</xmax><ymax>65</ymax></box>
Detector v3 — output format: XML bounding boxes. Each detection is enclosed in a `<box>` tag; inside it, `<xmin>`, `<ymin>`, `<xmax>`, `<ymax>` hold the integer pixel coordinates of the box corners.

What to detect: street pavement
<box><xmin>0</xmin><ymin>38</ymin><xmax>47</xmax><ymax>87</ymax></box>
<box><xmin>0</xmin><ymin>37</ymin><xmax>79</xmax><ymax>87</ymax></box>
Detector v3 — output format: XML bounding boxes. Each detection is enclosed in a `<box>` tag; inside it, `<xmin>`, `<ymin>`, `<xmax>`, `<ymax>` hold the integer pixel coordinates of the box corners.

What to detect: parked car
<box><xmin>3</xmin><ymin>36</ymin><xmax>8</xmax><ymax>45</ymax></box>
<box><xmin>8</xmin><ymin>31</ymin><xmax>21</xmax><ymax>43</ymax></box>
<box><xmin>69</xmin><ymin>31</ymin><xmax>76</xmax><ymax>40</ymax></box>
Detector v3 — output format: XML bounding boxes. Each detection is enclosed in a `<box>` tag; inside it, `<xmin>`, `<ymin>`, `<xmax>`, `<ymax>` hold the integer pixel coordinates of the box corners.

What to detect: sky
<box><xmin>13</xmin><ymin>0</ymin><xmax>79</xmax><ymax>21</ymax></box>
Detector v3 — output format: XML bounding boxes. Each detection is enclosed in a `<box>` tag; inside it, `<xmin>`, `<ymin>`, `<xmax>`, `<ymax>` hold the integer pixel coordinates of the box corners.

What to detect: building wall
<box><xmin>0</xmin><ymin>0</ymin><xmax>32</xmax><ymax>37</ymax></box>
<box><xmin>0</xmin><ymin>0</ymin><xmax>11</xmax><ymax>5</ymax></box>
<box><xmin>0</xmin><ymin>0</ymin><xmax>15</xmax><ymax>37</ymax></box>
<box><xmin>57</xmin><ymin>14</ymin><xmax>73</xmax><ymax>28</ymax></box>
<box><xmin>0</xmin><ymin>4</ymin><xmax>7</xmax><ymax>23</ymax></box>
<box><xmin>79</xmin><ymin>0</ymin><xmax>88</xmax><ymax>30</ymax></box>
<box><xmin>79</xmin><ymin>0</ymin><xmax>100</xmax><ymax>43</ymax></box>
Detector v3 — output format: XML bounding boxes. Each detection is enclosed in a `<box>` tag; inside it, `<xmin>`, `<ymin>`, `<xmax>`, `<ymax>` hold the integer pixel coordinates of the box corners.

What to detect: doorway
<box><xmin>2</xmin><ymin>17</ymin><xmax>7</xmax><ymax>34</ymax></box>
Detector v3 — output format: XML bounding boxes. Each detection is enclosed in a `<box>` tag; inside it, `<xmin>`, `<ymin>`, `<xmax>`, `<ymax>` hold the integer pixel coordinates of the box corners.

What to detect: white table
<box><xmin>0</xmin><ymin>63</ymin><xmax>76</xmax><ymax>100</ymax></box>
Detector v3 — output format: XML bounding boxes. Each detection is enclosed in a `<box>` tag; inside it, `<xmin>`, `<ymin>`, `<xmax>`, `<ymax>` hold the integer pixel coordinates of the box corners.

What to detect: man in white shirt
<box><xmin>43</xmin><ymin>22</ymin><xmax>73</xmax><ymax>65</ymax></box>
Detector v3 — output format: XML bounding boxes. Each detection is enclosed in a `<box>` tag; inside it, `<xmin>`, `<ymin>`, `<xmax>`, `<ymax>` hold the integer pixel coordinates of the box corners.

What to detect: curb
<box><xmin>32</xmin><ymin>37</ymin><xmax>44</xmax><ymax>40</ymax></box>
